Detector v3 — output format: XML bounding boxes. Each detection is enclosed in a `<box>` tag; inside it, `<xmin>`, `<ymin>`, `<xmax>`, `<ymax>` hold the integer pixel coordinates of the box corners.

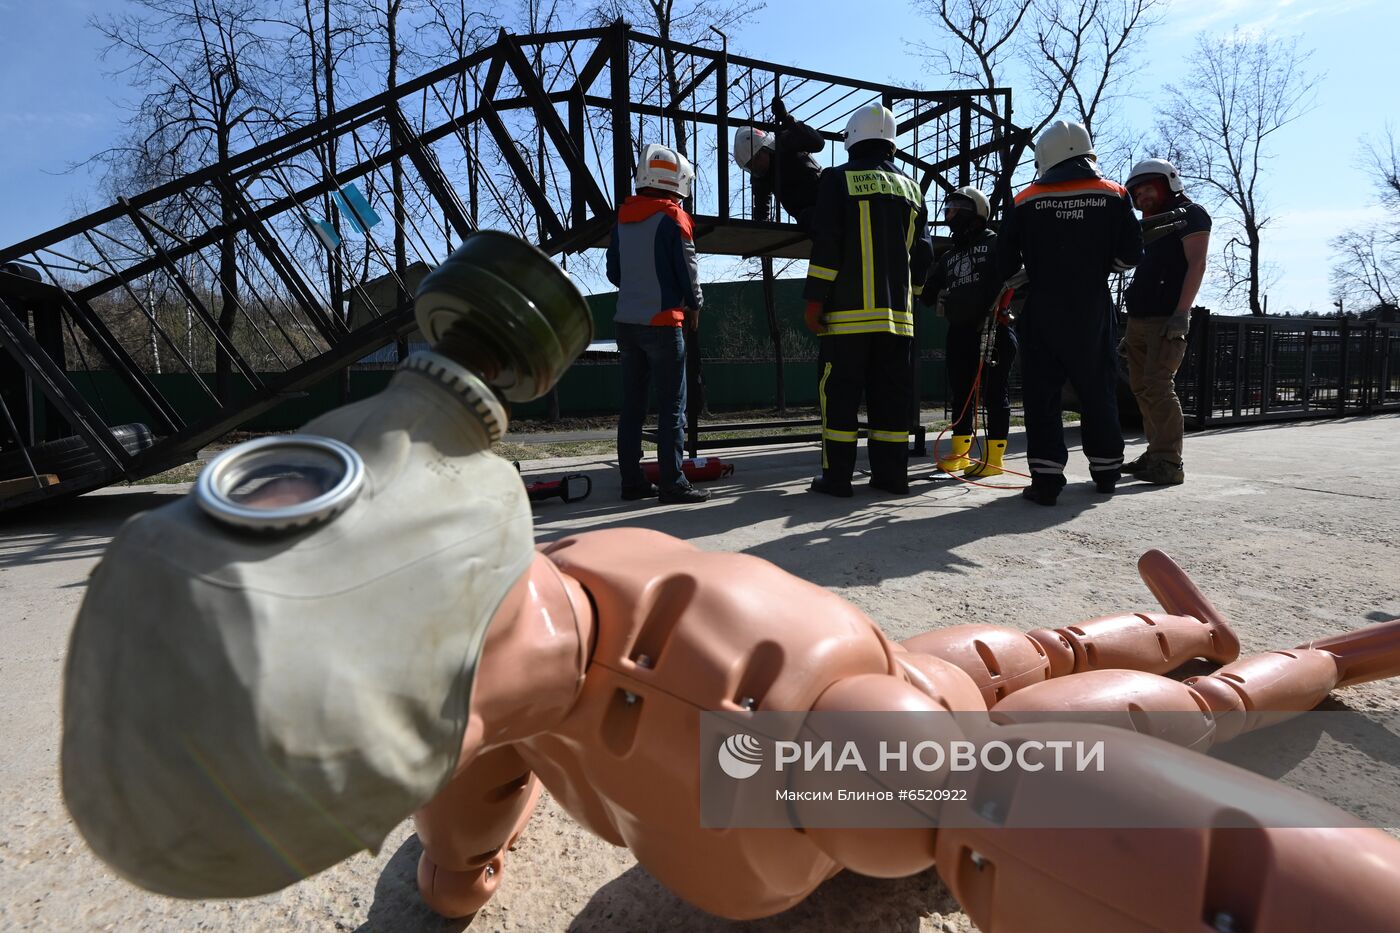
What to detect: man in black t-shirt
<box><xmin>1122</xmin><ymin>158</ymin><xmax>1211</xmax><ymax>486</ymax></box>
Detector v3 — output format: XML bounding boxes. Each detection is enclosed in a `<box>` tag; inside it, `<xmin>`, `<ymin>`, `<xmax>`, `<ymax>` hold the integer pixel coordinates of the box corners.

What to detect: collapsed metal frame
<box><xmin>0</xmin><ymin>21</ymin><xmax>1030</xmax><ymax>511</ymax></box>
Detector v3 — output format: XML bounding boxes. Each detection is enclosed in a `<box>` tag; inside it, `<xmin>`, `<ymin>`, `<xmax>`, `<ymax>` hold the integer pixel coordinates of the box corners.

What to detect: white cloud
<box><xmin>1163</xmin><ymin>0</ymin><xmax>1374</xmax><ymax>36</ymax></box>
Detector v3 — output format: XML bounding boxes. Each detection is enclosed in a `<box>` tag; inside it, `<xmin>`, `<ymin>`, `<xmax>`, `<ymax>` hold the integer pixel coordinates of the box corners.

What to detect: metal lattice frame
<box><xmin>0</xmin><ymin>22</ymin><xmax>1029</xmax><ymax>510</ymax></box>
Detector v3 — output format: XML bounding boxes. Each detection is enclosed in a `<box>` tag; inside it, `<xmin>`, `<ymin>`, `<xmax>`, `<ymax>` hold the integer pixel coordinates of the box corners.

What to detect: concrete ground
<box><xmin>2</xmin><ymin>414</ymin><xmax>1399</xmax><ymax>932</ymax></box>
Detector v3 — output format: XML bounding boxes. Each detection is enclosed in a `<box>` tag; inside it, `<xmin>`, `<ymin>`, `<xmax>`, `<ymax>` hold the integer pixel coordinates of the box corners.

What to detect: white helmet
<box><xmin>635</xmin><ymin>143</ymin><xmax>695</xmax><ymax>198</ymax></box>
<box><xmin>1126</xmin><ymin>158</ymin><xmax>1185</xmax><ymax>194</ymax></box>
<box><xmin>947</xmin><ymin>186</ymin><xmax>990</xmax><ymax>220</ymax></box>
<box><xmin>843</xmin><ymin>103</ymin><xmax>897</xmax><ymax>152</ymax></box>
<box><xmin>1033</xmin><ymin>120</ymin><xmax>1096</xmax><ymax>175</ymax></box>
<box><xmin>733</xmin><ymin>126</ymin><xmax>776</xmax><ymax>172</ymax></box>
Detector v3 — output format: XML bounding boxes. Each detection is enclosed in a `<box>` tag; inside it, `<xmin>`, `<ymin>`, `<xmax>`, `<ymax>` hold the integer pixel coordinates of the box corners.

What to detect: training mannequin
<box><xmin>61</xmin><ymin>231</ymin><xmax>1400</xmax><ymax>931</ymax></box>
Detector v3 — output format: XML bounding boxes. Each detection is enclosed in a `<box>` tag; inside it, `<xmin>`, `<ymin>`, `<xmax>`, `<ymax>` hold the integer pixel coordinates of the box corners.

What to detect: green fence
<box><xmin>65</xmin><ymin>278</ymin><xmax>950</xmax><ymax>430</ymax></box>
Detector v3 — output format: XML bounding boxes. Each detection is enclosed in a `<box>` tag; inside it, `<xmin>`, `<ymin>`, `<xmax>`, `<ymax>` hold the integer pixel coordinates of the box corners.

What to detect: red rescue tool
<box><xmin>641</xmin><ymin>456</ymin><xmax>734</xmax><ymax>484</ymax></box>
<box><xmin>524</xmin><ymin>473</ymin><xmax>592</xmax><ymax>504</ymax></box>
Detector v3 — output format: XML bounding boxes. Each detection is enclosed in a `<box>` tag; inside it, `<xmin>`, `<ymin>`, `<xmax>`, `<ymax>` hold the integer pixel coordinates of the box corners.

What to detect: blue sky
<box><xmin>1</xmin><ymin>0</ymin><xmax>1395</xmax><ymax>313</ymax></box>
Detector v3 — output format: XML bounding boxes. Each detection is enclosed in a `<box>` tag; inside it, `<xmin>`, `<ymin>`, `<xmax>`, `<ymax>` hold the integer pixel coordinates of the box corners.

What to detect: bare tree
<box><xmin>419</xmin><ymin>0</ymin><xmax>498</xmax><ymax>241</ymax></box>
<box><xmin>1361</xmin><ymin>127</ymin><xmax>1400</xmax><ymax>214</ymax></box>
<box><xmin>913</xmin><ymin>0</ymin><xmax>1159</xmax><ymax>179</ymax></box>
<box><xmin>1330</xmin><ymin>128</ymin><xmax>1399</xmax><ymax>315</ymax></box>
<box><xmin>1156</xmin><ymin>30</ymin><xmax>1318</xmax><ymax>315</ymax></box>
<box><xmin>423</xmin><ymin>0</ymin><xmax>497</xmax><ymax>65</ymax></box>
<box><xmin>282</xmin><ymin>0</ymin><xmax>370</xmax><ymax>320</ymax></box>
<box><xmin>913</xmin><ymin>0</ymin><xmax>1032</xmax><ymax>94</ymax></box>
<box><xmin>590</xmin><ymin>0</ymin><xmax>760</xmax><ymax>163</ymax></box>
<box><xmin>93</xmin><ymin>0</ymin><xmax>290</xmax><ymax>400</ymax></box>
<box><xmin>596</xmin><ymin>0</ymin><xmax>760</xmax><ymax>159</ymax></box>
<box><xmin>1330</xmin><ymin>228</ymin><xmax>1397</xmax><ymax>313</ymax></box>
<box><xmin>519</xmin><ymin>0</ymin><xmax>569</xmax><ymax>244</ymax></box>
<box><xmin>1026</xmin><ymin>0</ymin><xmax>1162</xmax><ymax>167</ymax></box>
<box><xmin>352</xmin><ymin>0</ymin><xmax>425</xmax><ymax>357</ymax></box>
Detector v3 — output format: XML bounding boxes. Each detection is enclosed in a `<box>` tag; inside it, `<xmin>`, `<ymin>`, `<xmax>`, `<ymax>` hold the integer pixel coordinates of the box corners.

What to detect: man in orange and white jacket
<box><xmin>606</xmin><ymin>143</ymin><xmax>709</xmax><ymax>505</ymax></box>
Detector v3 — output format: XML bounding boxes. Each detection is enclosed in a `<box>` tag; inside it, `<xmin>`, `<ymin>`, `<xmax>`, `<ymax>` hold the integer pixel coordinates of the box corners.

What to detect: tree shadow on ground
<box><xmin>531</xmin><ymin>429</ymin><xmax>1164</xmax><ymax>589</ymax></box>
<box><xmin>0</xmin><ymin>488</ymin><xmax>185</xmax><ymax>573</ymax></box>
<box><xmin>567</xmin><ymin>863</ymin><xmax>959</xmax><ymax>933</ymax></box>
<box><xmin>1209</xmin><ymin>695</ymin><xmax>1400</xmax><ymax>776</ymax></box>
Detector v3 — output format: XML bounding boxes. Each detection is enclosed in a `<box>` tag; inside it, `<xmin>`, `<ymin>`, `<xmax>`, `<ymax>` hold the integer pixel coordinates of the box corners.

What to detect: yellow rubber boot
<box><xmin>964</xmin><ymin>438</ymin><xmax>1007</xmax><ymax>478</ymax></box>
<box><xmin>936</xmin><ymin>434</ymin><xmax>973</xmax><ymax>473</ymax></box>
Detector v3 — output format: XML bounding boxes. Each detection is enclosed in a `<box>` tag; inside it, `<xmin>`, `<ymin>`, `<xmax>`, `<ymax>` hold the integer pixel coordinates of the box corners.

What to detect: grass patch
<box><xmin>129</xmin><ymin>461</ymin><xmax>204</xmax><ymax>485</ymax></box>
<box><xmin>496</xmin><ymin>440</ymin><xmax>652</xmax><ymax>461</ymax></box>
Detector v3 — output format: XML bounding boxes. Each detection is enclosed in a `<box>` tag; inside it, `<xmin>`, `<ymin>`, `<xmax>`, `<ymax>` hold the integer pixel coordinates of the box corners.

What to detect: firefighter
<box><xmin>733</xmin><ymin>97</ymin><xmax>825</xmax><ymax>230</ymax></box>
<box><xmin>803</xmin><ymin>103</ymin><xmax>934</xmax><ymax>496</ymax></box>
<box><xmin>922</xmin><ymin>186</ymin><xmax>1019</xmax><ymax>477</ymax></box>
<box><xmin>1122</xmin><ymin>158</ymin><xmax>1211</xmax><ymax>487</ymax></box>
<box><xmin>997</xmin><ymin>120</ymin><xmax>1143</xmax><ymax>505</ymax></box>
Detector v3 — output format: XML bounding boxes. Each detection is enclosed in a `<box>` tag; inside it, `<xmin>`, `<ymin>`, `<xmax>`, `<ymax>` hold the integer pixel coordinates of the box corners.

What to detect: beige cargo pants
<box><xmin>1124</xmin><ymin>315</ymin><xmax>1187</xmax><ymax>463</ymax></box>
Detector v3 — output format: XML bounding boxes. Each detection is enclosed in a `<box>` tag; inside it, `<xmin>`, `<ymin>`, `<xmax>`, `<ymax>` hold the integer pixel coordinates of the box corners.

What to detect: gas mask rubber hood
<box><xmin>60</xmin><ymin>231</ymin><xmax>592</xmax><ymax>898</ymax></box>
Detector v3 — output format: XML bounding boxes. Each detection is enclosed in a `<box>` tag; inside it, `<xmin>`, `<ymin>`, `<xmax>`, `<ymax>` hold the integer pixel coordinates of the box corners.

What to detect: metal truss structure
<box><xmin>0</xmin><ymin>22</ymin><xmax>1029</xmax><ymax>511</ymax></box>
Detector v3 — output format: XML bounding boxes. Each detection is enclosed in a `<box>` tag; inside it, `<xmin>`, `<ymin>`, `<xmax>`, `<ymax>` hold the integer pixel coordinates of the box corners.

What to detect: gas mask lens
<box><xmin>944</xmin><ymin>203</ymin><xmax>976</xmax><ymax>235</ymax></box>
<box><xmin>195</xmin><ymin>435</ymin><xmax>365</xmax><ymax>533</ymax></box>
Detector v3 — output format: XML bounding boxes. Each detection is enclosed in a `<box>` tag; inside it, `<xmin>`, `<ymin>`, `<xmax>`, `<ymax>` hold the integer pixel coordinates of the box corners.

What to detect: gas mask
<box><xmin>944</xmin><ymin>205</ymin><xmax>983</xmax><ymax>242</ymax></box>
<box><xmin>947</xmin><ymin>211</ymin><xmax>976</xmax><ymax>236</ymax></box>
<box><xmin>60</xmin><ymin>231</ymin><xmax>591</xmax><ymax>898</ymax></box>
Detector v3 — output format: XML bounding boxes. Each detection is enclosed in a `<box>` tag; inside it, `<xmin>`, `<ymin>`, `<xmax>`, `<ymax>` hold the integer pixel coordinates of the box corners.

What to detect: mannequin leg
<box><xmin>413</xmin><ymin>744</ymin><xmax>543</xmax><ymax>918</ymax></box>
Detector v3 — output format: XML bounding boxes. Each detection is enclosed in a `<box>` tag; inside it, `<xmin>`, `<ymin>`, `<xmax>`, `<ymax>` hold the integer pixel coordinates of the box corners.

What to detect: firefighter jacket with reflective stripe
<box><xmin>996</xmin><ymin>158</ymin><xmax>1142</xmax><ymax>336</ymax></box>
<box><xmin>804</xmin><ymin>156</ymin><xmax>934</xmax><ymax>337</ymax></box>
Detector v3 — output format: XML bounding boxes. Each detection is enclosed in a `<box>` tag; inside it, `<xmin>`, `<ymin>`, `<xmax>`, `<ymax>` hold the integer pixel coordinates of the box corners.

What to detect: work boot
<box><xmin>1095</xmin><ymin>477</ymin><xmax>1117</xmax><ymax>494</ymax></box>
<box><xmin>1122</xmin><ymin>452</ymin><xmax>1153</xmax><ymax>475</ymax></box>
<box><xmin>809</xmin><ymin>475</ymin><xmax>854</xmax><ymax>498</ymax></box>
<box><xmin>1021</xmin><ymin>484</ymin><xmax>1060</xmax><ymax>506</ymax></box>
<box><xmin>1137</xmin><ymin>458</ymin><xmax>1185</xmax><ymax>486</ymax></box>
<box><xmin>658</xmin><ymin>482</ymin><xmax>711</xmax><ymax>504</ymax></box>
<box><xmin>963</xmin><ymin>439</ymin><xmax>1007</xmax><ymax>478</ymax></box>
<box><xmin>621</xmin><ymin>481</ymin><xmax>658</xmax><ymax>501</ymax></box>
<box><xmin>936</xmin><ymin>434</ymin><xmax>973</xmax><ymax>473</ymax></box>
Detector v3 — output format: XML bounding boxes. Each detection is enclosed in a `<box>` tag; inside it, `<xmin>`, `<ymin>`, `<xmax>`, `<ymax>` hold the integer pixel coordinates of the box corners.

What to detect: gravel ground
<box><xmin>1</xmin><ymin>414</ymin><xmax>1398</xmax><ymax>932</ymax></box>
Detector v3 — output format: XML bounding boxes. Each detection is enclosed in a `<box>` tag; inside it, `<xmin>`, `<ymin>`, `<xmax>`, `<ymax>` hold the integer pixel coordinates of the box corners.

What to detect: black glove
<box><xmin>772</xmin><ymin>96</ymin><xmax>790</xmax><ymax>125</ymax></box>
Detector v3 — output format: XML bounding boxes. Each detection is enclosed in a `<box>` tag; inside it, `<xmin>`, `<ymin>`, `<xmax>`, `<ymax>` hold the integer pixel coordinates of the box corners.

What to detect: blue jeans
<box><xmin>616</xmin><ymin>323</ymin><xmax>687</xmax><ymax>488</ymax></box>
